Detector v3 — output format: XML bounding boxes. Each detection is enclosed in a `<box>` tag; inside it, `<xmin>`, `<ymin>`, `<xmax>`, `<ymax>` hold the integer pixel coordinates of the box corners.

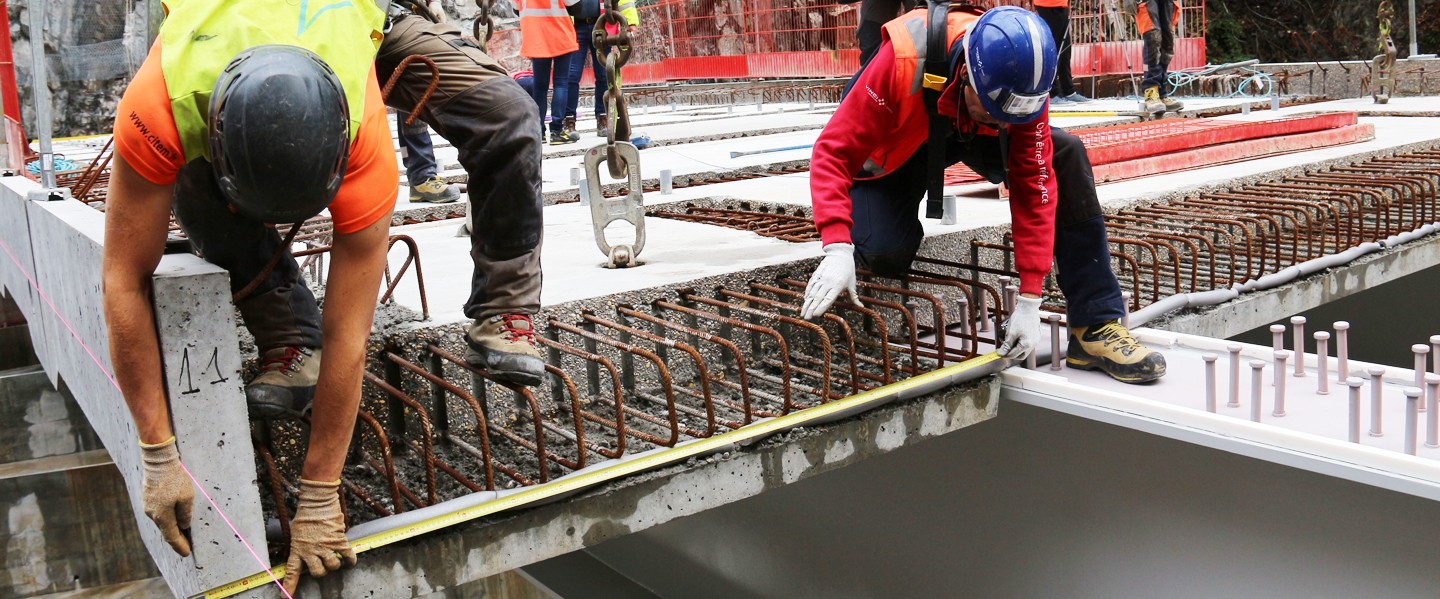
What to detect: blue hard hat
<box><xmin>963</xmin><ymin>7</ymin><xmax>1058</xmax><ymax>124</ymax></box>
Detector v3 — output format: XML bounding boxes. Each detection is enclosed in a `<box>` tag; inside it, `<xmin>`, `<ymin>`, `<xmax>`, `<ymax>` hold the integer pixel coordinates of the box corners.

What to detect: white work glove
<box><xmin>140</xmin><ymin>436</ymin><xmax>194</xmax><ymax>557</ymax></box>
<box><xmin>998</xmin><ymin>296</ymin><xmax>1042</xmax><ymax>361</ymax></box>
<box><xmin>283</xmin><ymin>479</ymin><xmax>357</xmax><ymax>595</ymax></box>
<box><xmin>801</xmin><ymin>243</ymin><xmax>862</xmax><ymax>320</ymax></box>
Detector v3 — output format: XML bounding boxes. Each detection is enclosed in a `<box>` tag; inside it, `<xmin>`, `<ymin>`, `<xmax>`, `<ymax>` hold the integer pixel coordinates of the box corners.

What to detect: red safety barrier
<box><xmin>490</xmin><ymin>0</ymin><xmax>1205</xmax><ymax>85</ymax></box>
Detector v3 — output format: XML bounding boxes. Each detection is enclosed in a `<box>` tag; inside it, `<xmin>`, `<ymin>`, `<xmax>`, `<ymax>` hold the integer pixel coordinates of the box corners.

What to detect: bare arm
<box><xmin>102</xmin><ymin>154</ymin><xmax>177</xmax><ymax>445</ymax></box>
<box><xmin>300</xmin><ymin>215</ymin><xmax>391</xmax><ymax>481</ymax></box>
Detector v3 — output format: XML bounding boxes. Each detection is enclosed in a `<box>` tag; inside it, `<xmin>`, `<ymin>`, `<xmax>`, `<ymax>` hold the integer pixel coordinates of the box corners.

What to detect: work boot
<box><xmin>549</xmin><ymin>128</ymin><xmax>580</xmax><ymax>145</ymax></box>
<box><xmin>246</xmin><ymin>346</ymin><xmax>322</xmax><ymax>418</ymax></box>
<box><xmin>409</xmin><ymin>176</ymin><xmax>461</xmax><ymax>204</ymax></box>
<box><xmin>1161</xmin><ymin>95</ymin><xmax>1185</xmax><ymax>112</ymax></box>
<box><xmin>1050</xmin><ymin>94</ymin><xmax>1072</xmax><ymax>105</ymax></box>
<box><xmin>562</xmin><ymin>115</ymin><xmax>578</xmax><ymax>138</ymax></box>
<box><xmin>1063</xmin><ymin>92</ymin><xmax>1092</xmax><ymax>103</ymax></box>
<box><xmin>1142</xmin><ymin>86</ymin><xmax>1165</xmax><ymax>115</ymax></box>
<box><xmin>465</xmin><ymin>314</ymin><xmax>544</xmax><ymax>386</ymax></box>
<box><xmin>596</xmin><ymin>113</ymin><xmax>610</xmax><ymax>138</ymax></box>
<box><xmin>1066</xmin><ymin>320</ymin><xmax>1167</xmax><ymax>384</ymax></box>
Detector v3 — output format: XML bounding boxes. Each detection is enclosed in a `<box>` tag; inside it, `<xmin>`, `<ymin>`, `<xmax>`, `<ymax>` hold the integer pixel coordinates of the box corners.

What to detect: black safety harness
<box><xmin>920</xmin><ymin>1</ymin><xmax>983</xmax><ymax>219</ymax></box>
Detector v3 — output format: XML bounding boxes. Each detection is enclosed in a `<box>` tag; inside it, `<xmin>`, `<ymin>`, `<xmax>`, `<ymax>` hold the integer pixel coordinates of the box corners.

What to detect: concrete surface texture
<box><xmin>0</xmin><ymin>177</ymin><xmax>265</xmax><ymax>597</ymax></box>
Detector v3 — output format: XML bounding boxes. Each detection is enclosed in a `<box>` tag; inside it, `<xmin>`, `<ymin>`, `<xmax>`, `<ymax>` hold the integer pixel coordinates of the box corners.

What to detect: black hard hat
<box><xmin>208</xmin><ymin>45</ymin><xmax>350</xmax><ymax>224</ymax></box>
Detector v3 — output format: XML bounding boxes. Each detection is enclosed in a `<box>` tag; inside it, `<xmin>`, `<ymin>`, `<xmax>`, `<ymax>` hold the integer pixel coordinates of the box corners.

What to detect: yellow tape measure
<box><xmin>199</xmin><ymin>354</ymin><xmax>1001</xmax><ymax>598</ymax></box>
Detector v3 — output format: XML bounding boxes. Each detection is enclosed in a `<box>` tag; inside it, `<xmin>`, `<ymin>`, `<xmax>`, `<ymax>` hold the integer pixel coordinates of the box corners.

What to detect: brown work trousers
<box><xmin>377</xmin><ymin>14</ymin><xmax>545</xmax><ymax>319</ymax></box>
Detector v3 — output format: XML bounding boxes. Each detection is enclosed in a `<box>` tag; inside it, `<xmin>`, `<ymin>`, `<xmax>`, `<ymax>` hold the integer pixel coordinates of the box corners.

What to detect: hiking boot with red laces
<box><xmin>465</xmin><ymin>314</ymin><xmax>544</xmax><ymax>386</ymax></box>
<box><xmin>246</xmin><ymin>346</ymin><xmax>322</xmax><ymax>418</ymax></box>
<box><xmin>1066</xmin><ymin>320</ymin><xmax>1166</xmax><ymax>384</ymax></box>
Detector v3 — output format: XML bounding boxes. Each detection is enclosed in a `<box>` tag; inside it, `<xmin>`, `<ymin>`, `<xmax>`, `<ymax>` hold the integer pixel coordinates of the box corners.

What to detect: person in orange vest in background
<box><xmin>1034</xmin><ymin>0</ymin><xmax>1090</xmax><ymax>104</ymax></box>
<box><xmin>804</xmin><ymin>6</ymin><xmax>1166</xmax><ymax>384</ymax></box>
<box><xmin>1138</xmin><ymin>0</ymin><xmax>1183</xmax><ymax>114</ymax></box>
<box><xmin>521</xmin><ymin>0</ymin><xmax>582</xmax><ymax>144</ymax></box>
<box><xmin>563</xmin><ymin>0</ymin><xmax>639</xmax><ymax>139</ymax></box>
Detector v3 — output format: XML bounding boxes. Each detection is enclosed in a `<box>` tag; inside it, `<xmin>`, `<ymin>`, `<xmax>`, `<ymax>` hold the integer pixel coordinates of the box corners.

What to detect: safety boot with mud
<box><xmin>1161</xmin><ymin>95</ymin><xmax>1184</xmax><ymax>112</ymax></box>
<box><xmin>1066</xmin><ymin>320</ymin><xmax>1166</xmax><ymax>384</ymax></box>
<box><xmin>549</xmin><ymin>127</ymin><xmax>580</xmax><ymax>145</ymax></box>
<box><xmin>595</xmin><ymin>113</ymin><xmax>610</xmax><ymax>138</ymax></box>
<box><xmin>246</xmin><ymin>346</ymin><xmax>321</xmax><ymax>418</ymax></box>
<box><xmin>409</xmin><ymin>176</ymin><xmax>461</xmax><ymax>204</ymax></box>
<box><xmin>1142</xmin><ymin>86</ymin><xmax>1166</xmax><ymax>115</ymax></box>
<box><xmin>466</xmin><ymin>314</ymin><xmax>544</xmax><ymax>386</ymax></box>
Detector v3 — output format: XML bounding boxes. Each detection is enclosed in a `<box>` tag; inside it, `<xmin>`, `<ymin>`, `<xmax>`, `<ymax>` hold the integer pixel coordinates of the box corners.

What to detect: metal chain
<box><xmin>473</xmin><ymin>0</ymin><xmax>495</xmax><ymax>45</ymax></box>
<box><xmin>593</xmin><ymin>3</ymin><xmax>633</xmax><ymax>179</ymax></box>
<box><xmin>1374</xmin><ymin>0</ymin><xmax>1397</xmax><ymax>104</ymax></box>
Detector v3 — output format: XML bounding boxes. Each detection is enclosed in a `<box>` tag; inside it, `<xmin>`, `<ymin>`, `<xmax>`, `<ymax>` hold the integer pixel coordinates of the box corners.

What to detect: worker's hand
<box><xmin>801</xmin><ymin>243</ymin><xmax>861</xmax><ymax>320</ymax></box>
<box><xmin>998</xmin><ymin>296</ymin><xmax>1042</xmax><ymax>361</ymax></box>
<box><xmin>140</xmin><ymin>436</ymin><xmax>194</xmax><ymax>557</ymax></box>
<box><xmin>283</xmin><ymin>479</ymin><xmax>357</xmax><ymax>595</ymax></box>
<box><xmin>426</xmin><ymin>0</ymin><xmax>447</xmax><ymax>23</ymax></box>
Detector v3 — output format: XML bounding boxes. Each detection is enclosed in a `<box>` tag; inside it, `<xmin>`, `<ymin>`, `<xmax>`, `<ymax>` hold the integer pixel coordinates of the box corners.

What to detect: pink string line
<box><xmin>0</xmin><ymin>233</ymin><xmax>292</xmax><ymax>598</ymax></box>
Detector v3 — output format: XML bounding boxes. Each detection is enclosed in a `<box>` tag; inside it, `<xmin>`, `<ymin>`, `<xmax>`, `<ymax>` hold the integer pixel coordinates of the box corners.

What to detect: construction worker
<box><xmin>855</xmin><ymin>0</ymin><xmax>916</xmax><ymax>67</ymax></box>
<box><xmin>397</xmin><ymin>113</ymin><xmax>463</xmax><ymax>204</ymax></box>
<box><xmin>1034</xmin><ymin>0</ymin><xmax>1090</xmax><ymax>103</ymax></box>
<box><xmin>378</xmin><ymin>4</ymin><xmax>547</xmax><ymax>386</ymax></box>
<box><xmin>802</xmin><ymin>6</ymin><xmax>1166</xmax><ymax>384</ymax></box>
<box><xmin>102</xmin><ymin>0</ymin><xmax>393</xmax><ymax>593</ymax></box>
<box><xmin>564</xmin><ymin>0</ymin><xmax>639</xmax><ymax>138</ymax></box>
<box><xmin>521</xmin><ymin>0</ymin><xmax>583</xmax><ymax>144</ymax></box>
<box><xmin>1138</xmin><ymin>0</ymin><xmax>1183</xmax><ymax>114</ymax></box>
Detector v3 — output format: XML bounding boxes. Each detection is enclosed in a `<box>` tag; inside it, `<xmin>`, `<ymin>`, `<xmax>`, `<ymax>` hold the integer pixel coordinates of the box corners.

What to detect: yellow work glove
<box><xmin>283</xmin><ymin>479</ymin><xmax>357</xmax><ymax>595</ymax></box>
<box><xmin>140</xmin><ymin>436</ymin><xmax>194</xmax><ymax>557</ymax></box>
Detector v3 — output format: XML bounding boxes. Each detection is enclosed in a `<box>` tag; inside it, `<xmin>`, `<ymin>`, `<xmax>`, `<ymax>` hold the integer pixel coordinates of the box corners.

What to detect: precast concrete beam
<box><xmin>266</xmin><ymin>379</ymin><xmax>1000</xmax><ymax>598</ymax></box>
<box><xmin>0</xmin><ymin>177</ymin><xmax>264</xmax><ymax>596</ymax></box>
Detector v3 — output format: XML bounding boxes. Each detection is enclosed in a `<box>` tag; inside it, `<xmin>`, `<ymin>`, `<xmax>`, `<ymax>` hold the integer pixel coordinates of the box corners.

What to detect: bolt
<box><xmin>1369</xmin><ymin>367</ymin><xmax>1387</xmax><ymax>437</ymax></box>
<box><xmin>1049</xmin><ymin>314</ymin><xmax>1063</xmax><ymax>371</ymax></box>
<box><xmin>1251</xmin><ymin>360</ymin><xmax>1267</xmax><ymax>423</ymax></box>
<box><xmin>1273</xmin><ymin>350</ymin><xmax>1290</xmax><ymax>417</ymax></box>
<box><xmin>977</xmin><ymin>293</ymin><xmax>990</xmax><ymax>333</ymax></box>
<box><xmin>1003</xmin><ymin>285</ymin><xmax>1018</xmax><ymax>316</ymax></box>
<box><xmin>1270</xmin><ymin>324</ymin><xmax>1286</xmax><ymax>352</ymax></box>
<box><xmin>1406</xmin><ymin>387</ymin><xmax>1423</xmax><ymax>455</ymax></box>
<box><xmin>1415</xmin><ymin>344</ymin><xmax>1431</xmax><ymax>413</ymax></box>
<box><xmin>1335</xmin><ymin>321</ymin><xmax>1350</xmax><ymax>383</ymax></box>
<box><xmin>1291</xmin><ymin>316</ymin><xmax>1306</xmax><ymax>376</ymax></box>
<box><xmin>1122</xmin><ymin>291</ymin><xmax>1132</xmax><ymax>327</ymax></box>
<box><xmin>1227</xmin><ymin>344</ymin><xmax>1243</xmax><ymax>408</ymax></box>
<box><xmin>1427</xmin><ymin>374</ymin><xmax>1440</xmax><ymax>448</ymax></box>
<box><xmin>1314</xmin><ymin>332</ymin><xmax>1331</xmax><ymax>395</ymax></box>
<box><xmin>1203</xmin><ymin>354</ymin><xmax>1219</xmax><ymax>413</ymax></box>
<box><xmin>955</xmin><ymin>296</ymin><xmax>970</xmax><ymax>336</ymax></box>
<box><xmin>1347</xmin><ymin>377</ymin><xmax>1365</xmax><ymax>443</ymax></box>
<box><xmin>1431</xmin><ymin>335</ymin><xmax>1440</xmax><ymax>375</ymax></box>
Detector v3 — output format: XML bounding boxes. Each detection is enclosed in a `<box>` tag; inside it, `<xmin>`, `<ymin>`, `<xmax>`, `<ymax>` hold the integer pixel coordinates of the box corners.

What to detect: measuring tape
<box><xmin>198</xmin><ymin>353</ymin><xmax>1002</xmax><ymax>598</ymax></box>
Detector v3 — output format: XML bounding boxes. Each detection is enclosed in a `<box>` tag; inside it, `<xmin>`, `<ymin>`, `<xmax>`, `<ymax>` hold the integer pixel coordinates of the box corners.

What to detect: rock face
<box><xmin>9</xmin><ymin>0</ymin><xmax>150</xmax><ymax>139</ymax></box>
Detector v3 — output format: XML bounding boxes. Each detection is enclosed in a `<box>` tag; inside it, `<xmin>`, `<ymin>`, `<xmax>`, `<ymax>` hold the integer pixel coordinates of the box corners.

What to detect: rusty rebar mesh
<box><xmin>964</xmin><ymin>148</ymin><xmax>1440</xmax><ymax>313</ymax></box>
<box><xmin>649</xmin><ymin>200</ymin><xmax>818</xmax><ymax>242</ymax></box>
<box><xmin>249</xmin><ymin>266</ymin><xmax>1007</xmax><ymax>548</ymax></box>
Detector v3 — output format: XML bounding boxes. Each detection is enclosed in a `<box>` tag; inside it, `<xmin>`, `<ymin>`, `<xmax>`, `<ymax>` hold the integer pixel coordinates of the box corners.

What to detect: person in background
<box><xmin>855</xmin><ymin>0</ymin><xmax>915</xmax><ymax>67</ymax></box>
<box><xmin>520</xmin><ymin>0</ymin><xmax>582</xmax><ymax>144</ymax></box>
<box><xmin>396</xmin><ymin>114</ymin><xmax>463</xmax><ymax>203</ymax></box>
<box><xmin>1138</xmin><ymin>0</ymin><xmax>1183</xmax><ymax>114</ymax></box>
<box><xmin>563</xmin><ymin>0</ymin><xmax>638</xmax><ymax>139</ymax></box>
<box><xmin>1034</xmin><ymin>0</ymin><xmax>1090</xmax><ymax>104</ymax></box>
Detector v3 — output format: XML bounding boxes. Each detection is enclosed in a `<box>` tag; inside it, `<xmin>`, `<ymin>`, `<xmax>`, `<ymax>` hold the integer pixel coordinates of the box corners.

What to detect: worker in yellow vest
<box><xmin>103</xmin><ymin>0</ymin><xmax>395</xmax><ymax>592</ymax></box>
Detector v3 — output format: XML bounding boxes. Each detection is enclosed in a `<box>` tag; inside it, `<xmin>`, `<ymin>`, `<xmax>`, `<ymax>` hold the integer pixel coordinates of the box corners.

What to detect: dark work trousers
<box><xmin>378</xmin><ymin>14</ymin><xmax>544</xmax><ymax>319</ymax></box>
<box><xmin>566</xmin><ymin>19</ymin><xmax>607</xmax><ymax>120</ymax></box>
<box><xmin>857</xmin><ymin>20</ymin><xmax>884</xmax><ymax>68</ymax></box>
<box><xmin>1036</xmin><ymin>6</ymin><xmax>1075</xmax><ymax>98</ymax></box>
<box><xmin>849</xmin><ymin>128</ymin><xmax>1125</xmax><ymax>328</ymax></box>
<box><xmin>1141</xmin><ymin>0</ymin><xmax>1176</xmax><ymax>94</ymax></box>
<box><xmin>531</xmin><ymin>53</ymin><xmax>576</xmax><ymax>134</ymax></box>
<box><xmin>396</xmin><ymin>112</ymin><xmax>438</xmax><ymax>186</ymax></box>
<box><xmin>171</xmin><ymin>160</ymin><xmax>324</xmax><ymax>351</ymax></box>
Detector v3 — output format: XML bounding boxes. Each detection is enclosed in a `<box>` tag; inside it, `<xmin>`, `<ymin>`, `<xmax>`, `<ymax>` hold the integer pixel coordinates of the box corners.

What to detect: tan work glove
<box><xmin>140</xmin><ymin>436</ymin><xmax>194</xmax><ymax>557</ymax></box>
<box><xmin>426</xmin><ymin>0</ymin><xmax>447</xmax><ymax>23</ymax></box>
<box><xmin>283</xmin><ymin>479</ymin><xmax>357</xmax><ymax>595</ymax></box>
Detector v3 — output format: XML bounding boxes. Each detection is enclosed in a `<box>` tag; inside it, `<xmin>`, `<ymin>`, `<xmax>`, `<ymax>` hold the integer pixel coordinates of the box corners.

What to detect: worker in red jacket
<box><xmin>802</xmin><ymin>6</ymin><xmax>1165</xmax><ymax>383</ymax></box>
